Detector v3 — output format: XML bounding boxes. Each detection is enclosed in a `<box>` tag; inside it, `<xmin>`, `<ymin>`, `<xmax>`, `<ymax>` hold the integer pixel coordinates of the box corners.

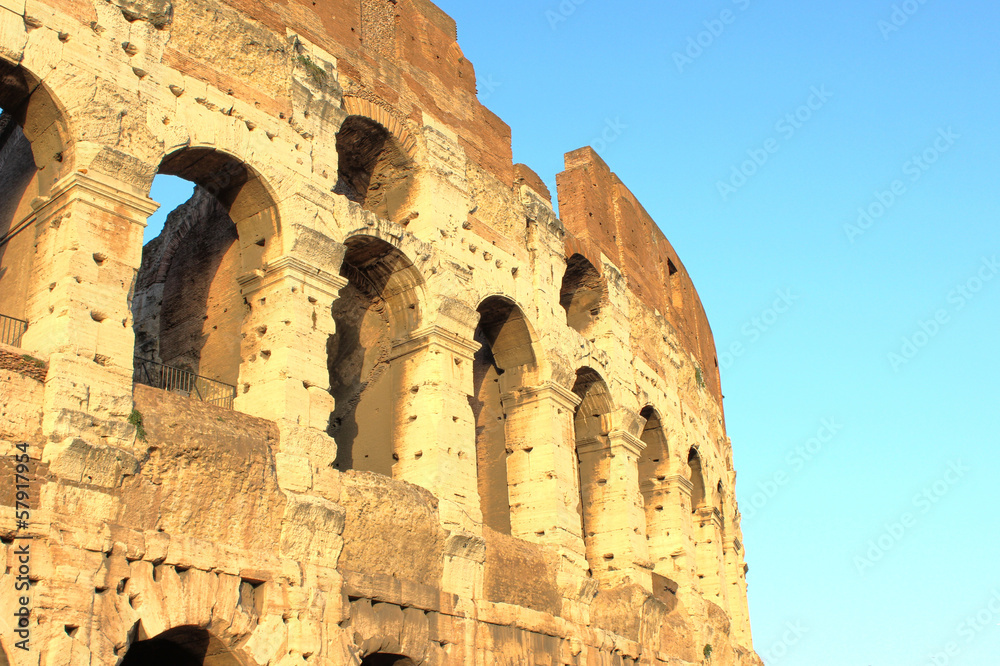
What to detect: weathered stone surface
<box><xmin>0</xmin><ymin>0</ymin><xmax>762</xmax><ymax>663</ymax></box>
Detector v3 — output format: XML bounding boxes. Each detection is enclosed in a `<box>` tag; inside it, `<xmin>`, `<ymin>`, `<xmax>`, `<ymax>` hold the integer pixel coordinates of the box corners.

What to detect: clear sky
<box><xmin>143</xmin><ymin>2</ymin><xmax>1000</xmax><ymax>663</ymax></box>
<box><xmin>429</xmin><ymin>1</ymin><xmax>1000</xmax><ymax>664</ymax></box>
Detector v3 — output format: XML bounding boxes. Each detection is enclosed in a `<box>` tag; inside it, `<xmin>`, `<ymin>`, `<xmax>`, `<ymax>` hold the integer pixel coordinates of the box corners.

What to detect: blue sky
<box><xmin>144</xmin><ymin>2</ymin><xmax>1000</xmax><ymax>663</ymax></box>
<box><xmin>431</xmin><ymin>1</ymin><xmax>1000</xmax><ymax>664</ymax></box>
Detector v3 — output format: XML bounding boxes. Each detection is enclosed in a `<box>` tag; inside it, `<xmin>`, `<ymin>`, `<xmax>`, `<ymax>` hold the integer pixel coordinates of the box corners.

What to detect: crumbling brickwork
<box><xmin>0</xmin><ymin>0</ymin><xmax>761</xmax><ymax>664</ymax></box>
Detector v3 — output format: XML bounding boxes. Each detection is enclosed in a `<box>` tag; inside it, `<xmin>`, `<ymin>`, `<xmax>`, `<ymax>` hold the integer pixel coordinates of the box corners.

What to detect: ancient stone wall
<box><xmin>0</xmin><ymin>0</ymin><xmax>760</xmax><ymax>664</ymax></box>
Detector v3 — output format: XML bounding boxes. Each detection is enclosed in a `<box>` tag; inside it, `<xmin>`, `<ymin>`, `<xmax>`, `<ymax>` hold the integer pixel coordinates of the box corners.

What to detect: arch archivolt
<box><xmin>105</xmin><ymin>562</ymin><xmax>288</xmax><ymax>666</ymax></box>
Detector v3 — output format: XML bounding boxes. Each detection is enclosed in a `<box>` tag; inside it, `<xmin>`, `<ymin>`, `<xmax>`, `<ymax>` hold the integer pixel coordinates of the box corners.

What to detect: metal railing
<box><xmin>0</xmin><ymin>314</ymin><xmax>27</xmax><ymax>347</ymax></box>
<box><xmin>133</xmin><ymin>357</ymin><xmax>237</xmax><ymax>409</ymax></box>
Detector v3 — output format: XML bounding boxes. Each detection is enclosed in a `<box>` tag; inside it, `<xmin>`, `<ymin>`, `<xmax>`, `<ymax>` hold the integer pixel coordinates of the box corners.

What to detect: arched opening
<box><xmin>688</xmin><ymin>448</ymin><xmax>706</xmax><ymax>513</ymax></box>
<box><xmin>132</xmin><ymin>148</ymin><xmax>280</xmax><ymax>393</ymax></box>
<box><xmin>715</xmin><ymin>480</ymin><xmax>725</xmax><ymax>527</ymax></box>
<box><xmin>638</xmin><ymin>406</ymin><xmax>670</xmax><ymax>536</ymax></box>
<box><xmin>334</xmin><ymin>115</ymin><xmax>416</xmax><ymax>224</ymax></box>
<box><xmin>121</xmin><ymin>626</ymin><xmax>243</xmax><ymax>666</ymax></box>
<box><xmin>560</xmin><ymin>254</ymin><xmax>606</xmax><ymax>335</ymax></box>
<box><xmin>328</xmin><ymin>235</ymin><xmax>422</xmax><ymax>475</ymax></box>
<box><xmin>572</xmin><ymin>367</ymin><xmax>614</xmax><ymax>574</ymax></box>
<box><xmin>0</xmin><ymin>62</ymin><xmax>68</xmax><ymax>342</ymax></box>
<box><xmin>360</xmin><ymin>654</ymin><xmax>415</xmax><ymax>666</ymax></box>
<box><xmin>471</xmin><ymin>296</ymin><xmax>538</xmax><ymax>535</ymax></box>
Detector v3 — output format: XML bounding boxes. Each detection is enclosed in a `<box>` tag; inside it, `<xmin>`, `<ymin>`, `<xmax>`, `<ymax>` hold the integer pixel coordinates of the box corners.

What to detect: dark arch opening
<box><xmin>132</xmin><ymin>148</ymin><xmax>279</xmax><ymax>388</ymax></box>
<box><xmin>716</xmin><ymin>479</ymin><xmax>725</xmax><ymax>527</ymax></box>
<box><xmin>328</xmin><ymin>235</ymin><xmax>422</xmax><ymax>475</ymax></box>
<box><xmin>0</xmin><ymin>62</ymin><xmax>68</xmax><ymax>333</ymax></box>
<box><xmin>360</xmin><ymin>654</ymin><xmax>415</xmax><ymax>666</ymax></box>
<box><xmin>638</xmin><ymin>406</ymin><xmax>670</xmax><ymax>534</ymax></box>
<box><xmin>472</xmin><ymin>296</ymin><xmax>537</xmax><ymax>535</ymax></box>
<box><xmin>334</xmin><ymin>115</ymin><xmax>416</xmax><ymax>224</ymax></box>
<box><xmin>688</xmin><ymin>448</ymin><xmax>706</xmax><ymax>513</ymax></box>
<box><xmin>121</xmin><ymin>626</ymin><xmax>242</xmax><ymax>666</ymax></box>
<box><xmin>560</xmin><ymin>254</ymin><xmax>606</xmax><ymax>335</ymax></box>
<box><xmin>572</xmin><ymin>367</ymin><xmax>614</xmax><ymax>574</ymax></box>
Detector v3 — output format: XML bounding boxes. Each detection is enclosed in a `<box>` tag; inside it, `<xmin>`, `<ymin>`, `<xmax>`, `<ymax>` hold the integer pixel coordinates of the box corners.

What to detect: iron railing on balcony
<box><xmin>133</xmin><ymin>357</ymin><xmax>237</xmax><ymax>409</ymax></box>
<box><xmin>0</xmin><ymin>314</ymin><xmax>27</xmax><ymax>348</ymax></box>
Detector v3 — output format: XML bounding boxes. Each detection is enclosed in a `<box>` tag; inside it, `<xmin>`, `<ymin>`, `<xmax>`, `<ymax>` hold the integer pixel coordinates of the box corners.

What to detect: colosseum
<box><xmin>0</xmin><ymin>0</ymin><xmax>762</xmax><ymax>664</ymax></box>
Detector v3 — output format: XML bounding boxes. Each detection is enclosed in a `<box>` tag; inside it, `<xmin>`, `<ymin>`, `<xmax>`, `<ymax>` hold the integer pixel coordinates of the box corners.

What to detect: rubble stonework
<box><xmin>0</xmin><ymin>0</ymin><xmax>762</xmax><ymax>663</ymax></box>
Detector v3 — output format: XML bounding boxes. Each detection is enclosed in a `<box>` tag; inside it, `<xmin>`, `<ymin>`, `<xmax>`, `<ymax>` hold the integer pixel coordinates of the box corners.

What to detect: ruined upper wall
<box><xmin>557</xmin><ymin>148</ymin><xmax>723</xmax><ymax>404</ymax></box>
<box><xmin>157</xmin><ymin>0</ymin><xmax>514</xmax><ymax>185</ymax></box>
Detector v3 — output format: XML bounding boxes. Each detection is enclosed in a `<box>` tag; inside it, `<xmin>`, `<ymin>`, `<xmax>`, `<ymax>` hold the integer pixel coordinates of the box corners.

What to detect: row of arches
<box><xmin>0</xmin><ymin>58</ymin><xmax>734</xmax><ymax>594</ymax></box>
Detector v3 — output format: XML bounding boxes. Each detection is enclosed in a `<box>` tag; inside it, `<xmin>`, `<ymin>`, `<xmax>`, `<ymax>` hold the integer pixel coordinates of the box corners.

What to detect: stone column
<box><xmin>693</xmin><ymin>506</ymin><xmax>728</xmax><ymax>608</ymax></box>
<box><xmin>387</xmin><ymin>325</ymin><xmax>482</xmax><ymax>535</ymax></box>
<box><xmin>577</xmin><ymin>430</ymin><xmax>652</xmax><ymax>591</ymax></box>
<box><xmin>501</xmin><ymin>382</ymin><xmax>586</xmax><ymax>565</ymax></box>
<box><xmin>236</xmin><ymin>255</ymin><xmax>346</xmax><ymax>498</ymax></box>
<box><xmin>21</xmin><ymin>171</ymin><xmax>158</xmax><ymax>442</ymax></box>
<box><xmin>725</xmin><ymin>536</ymin><xmax>753</xmax><ymax>647</ymax></box>
<box><xmin>643</xmin><ymin>474</ymin><xmax>696</xmax><ymax>589</ymax></box>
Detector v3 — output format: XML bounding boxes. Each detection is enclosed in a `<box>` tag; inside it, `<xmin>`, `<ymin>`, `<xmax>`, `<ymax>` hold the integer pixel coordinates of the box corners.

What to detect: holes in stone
<box><xmin>90</xmin><ymin>311</ymin><xmax>106</xmax><ymax>322</ymax></box>
<box><xmin>65</xmin><ymin>625</ymin><xmax>79</xmax><ymax>637</ymax></box>
<box><xmin>261</xmin><ymin>350</ymin><xmax>271</xmax><ymax>359</ymax></box>
<box><xmin>257</xmin><ymin>325</ymin><xmax>267</xmax><ymax>336</ymax></box>
<box><xmin>93</xmin><ymin>252</ymin><xmax>107</xmax><ymax>265</ymax></box>
<box><xmin>117</xmin><ymin>578</ymin><xmax>128</xmax><ymax>594</ymax></box>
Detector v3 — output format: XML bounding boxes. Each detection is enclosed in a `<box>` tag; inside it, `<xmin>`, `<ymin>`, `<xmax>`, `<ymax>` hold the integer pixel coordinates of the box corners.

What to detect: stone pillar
<box><xmin>236</xmin><ymin>255</ymin><xmax>346</xmax><ymax>498</ymax></box>
<box><xmin>388</xmin><ymin>326</ymin><xmax>482</xmax><ymax>535</ymax></box>
<box><xmin>726</xmin><ymin>537</ymin><xmax>753</xmax><ymax>647</ymax></box>
<box><xmin>693</xmin><ymin>506</ymin><xmax>727</xmax><ymax>608</ymax></box>
<box><xmin>643</xmin><ymin>474</ymin><xmax>696</xmax><ymax>589</ymax></box>
<box><xmin>501</xmin><ymin>382</ymin><xmax>586</xmax><ymax>564</ymax></box>
<box><xmin>21</xmin><ymin>171</ymin><xmax>158</xmax><ymax>441</ymax></box>
<box><xmin>577</xmin><ymin>430</ymin><xmax>652</xmax><ymax>591</ymax></box>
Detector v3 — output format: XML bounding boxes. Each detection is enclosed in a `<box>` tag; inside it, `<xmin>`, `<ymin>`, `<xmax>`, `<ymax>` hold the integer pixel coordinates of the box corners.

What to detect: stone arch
<box><xmin>572</xmin><ymin>366</ymin><xmax>615</xmax><ymax>575</ymax></box>
<box><xmin>121</xmin><ymin>626</ymin><xmax>248</xmax><ymax>666</ymax></box>
<box><xmin>715</xmin><ymin>479</ymin><xmax>725</xmax><ymax>527</ymax></box>
<box><xmin>0</xmin><ymin>60</ymin><xmax>71</xmax><ymax>326</ymax></box>
<box><xmin>329</xmin><ymin>234</ymin><xmax>424</xmax><ymax>475</ymax></box>
<box><xmin>360</xmin><ymin>654</ymin><xmax>416</xmax><ymax>666</ymax></box>
<box><xmin>638</xmin><ymin>406</ymin><xmax>670</xmax><ymax>533</ymax></box>
<box><xmin>472</xmin><ymin>295</ymin><xmax>540</xmax><ymax>534</ymax></box>
<box><xmin>560</xmin><ymin>253</ymin><xmax>607</xmax><ymax>336</ymax></box>
<box><xmin>688</xmin><ymin>448</ymin><xmax>706</xmax><ymax>513</ymax></box>
<box><xmin>334</xmin><ymin>109</ymin><xmax>417</xmax><ymax>225</ymax></box>
<box><xmin>132</xmin><ymin>147</ymin><xmax>281</xmax><ymax>388</ymax></box>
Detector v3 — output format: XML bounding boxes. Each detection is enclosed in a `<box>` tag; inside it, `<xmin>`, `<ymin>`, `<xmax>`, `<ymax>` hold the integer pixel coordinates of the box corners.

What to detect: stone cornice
<box><xmin>33</xmin><ymin>171</ymin><xmax>160</xmax><ymax>223</ymax></box>
<box><xmin>389</xmin><ymin>325</ymin><xmax>481</xmax><ymax>360</ymax></box>
<box><xmin>500</xmin><ymin>381</ymin><xmax>582</xmax><ymax>410</ymax></box>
